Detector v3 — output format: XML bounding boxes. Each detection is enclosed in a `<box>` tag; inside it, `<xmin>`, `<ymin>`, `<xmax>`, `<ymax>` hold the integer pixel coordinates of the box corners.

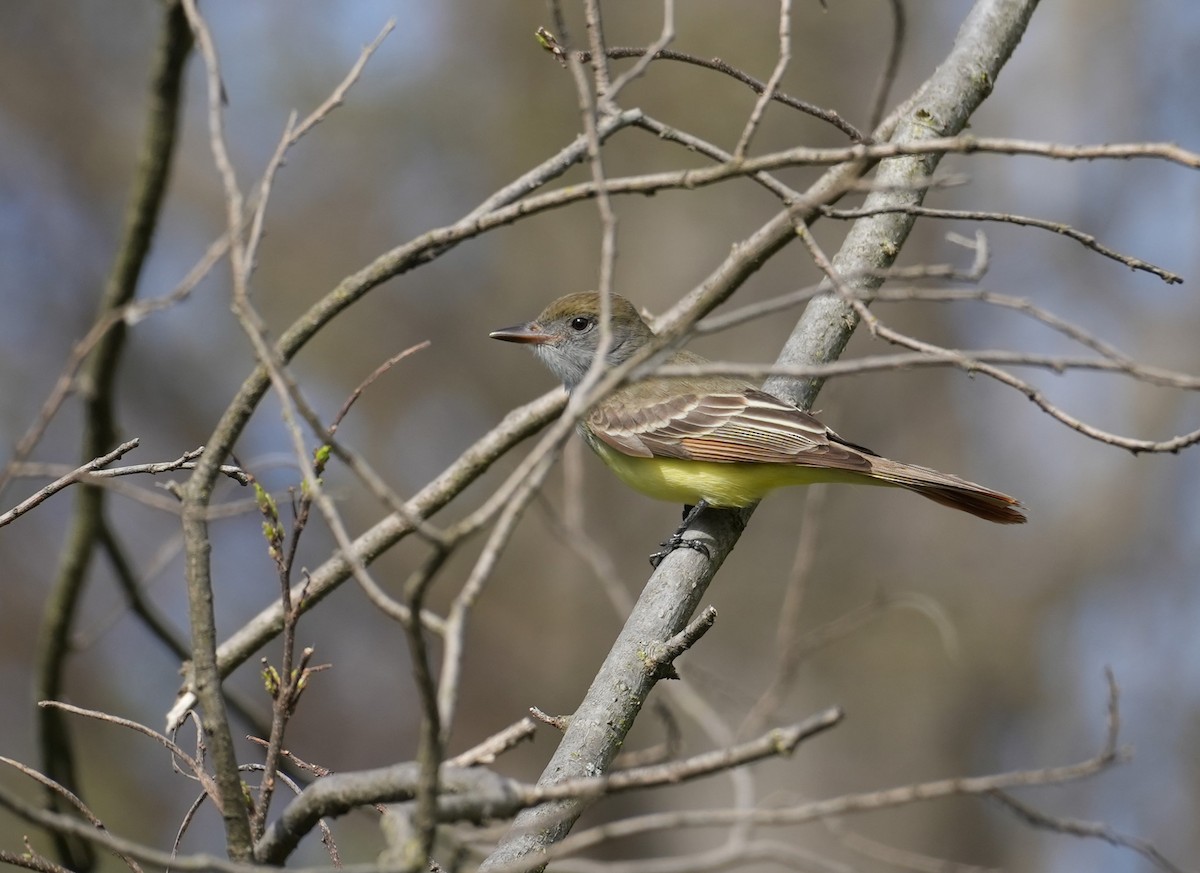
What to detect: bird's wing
<box><xmin>587</xmin><ymin>387</ymin><xmax>875</xmax><ymax>472</ymax></box>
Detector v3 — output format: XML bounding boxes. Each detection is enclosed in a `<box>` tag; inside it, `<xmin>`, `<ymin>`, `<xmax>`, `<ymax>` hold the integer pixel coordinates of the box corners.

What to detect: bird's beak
<box><xmin>489</xmin><ymin>322</ymin><xmax>554</xmax><ymax>344</ymax></box>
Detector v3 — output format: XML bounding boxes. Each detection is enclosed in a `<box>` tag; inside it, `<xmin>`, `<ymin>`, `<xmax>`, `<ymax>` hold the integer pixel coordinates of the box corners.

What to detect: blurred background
<box><xmin>1</xmin><ymin>1</ymin><xmax>1198</xmax><ymax>870</ymax></box>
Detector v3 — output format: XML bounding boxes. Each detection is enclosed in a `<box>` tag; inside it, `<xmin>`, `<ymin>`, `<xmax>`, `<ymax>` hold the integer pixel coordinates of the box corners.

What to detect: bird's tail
<box><xmin>867</xmin><ymin>457</ymin><xmax>1027</xmax><ymax>524</ymax></box>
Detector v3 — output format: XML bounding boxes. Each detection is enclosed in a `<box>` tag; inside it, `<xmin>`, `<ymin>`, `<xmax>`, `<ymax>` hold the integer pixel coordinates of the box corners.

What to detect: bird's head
<box><xmin>490</xmin><ymin>292</ymin><xmax>654</xmax><ymax>391</ymax></box>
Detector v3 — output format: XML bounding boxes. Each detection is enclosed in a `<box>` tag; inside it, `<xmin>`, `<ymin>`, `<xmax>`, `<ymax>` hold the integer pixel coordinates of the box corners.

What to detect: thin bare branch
<box><xmin>487</xmin><ymin>136</ymin><xmax>1200</xmax><ymax>216</ymax></box>
<box><xmin>740</xmin><ymin>485</ymin><xmax>826</xmax><ymax>737</ymax></box>
<box><xmin>0</xmin><ymin>757</ymin><xmax>143</xmax><ymax>873</ymax></box>
<box><xmin>605</xmin><ymin>1</ymin><xmax>676</xmax><ymax>102</ymax></box>
<box><xmin>448</xmin><ymin>719</ymin><xmax>540</xmax><ymax>769</ymax></box>
<box><xmin>821</xmin><ymin>202</ymin><xmax>1183</xmax><ymax>283</ymax></box>
<box><xmin>734</xmin><ymin>0</ymin><xmax>792</xmax><ymax>158</ymax></box>
<box><xmin>989</xmin><ymin>791</ymin><xmax>1185</xmax><ymax>873</ymax></box>
<box><xmin>867</xmin><ymin>0</ymin><xmax>908</xmax><ymax>129</ymax></box>
<box><xmin>178</xmin><ymin>0</ymin><xmax>258</xmax><ymax>855</ymax></box>
<box><xmin>0</xmin><ymin>439</ymin><xmax>141</xmax><ymax>528</ymax></box>
<box><xmin>654</xmin><ymin>350</ymin><xmax>1200</xmax><ymax>391</ymax></box>
<box><xmin>550</xmin><ymin>734</ymin><xmax>1124</xmax><ymax>863</ymax></box>
<box><xmin>329</xmin><ymin>341</ymin><xmax>431</xmax><ymax>434</ymax></box>
<box><xmin>256</xmin><ymin>712</ymin><xmax>841</xmax><ymax>864</ymax></box>
<box><xmin>38</xmin><ymin>701</ymin><xmax>206</xmax><ymax>784</ymax></box>
<box><xmin>646</xmin><ymin>606</ymin><xmax>719</xmax><ymax>680</ymax></box>
<box><xmin>539</xmin><ymin>38</ymin><xmax>864</xmax><ymax>141</ymax></box>
<box><xmin>0</xmin><ymin>845</ymin><xmax>73</xmax><ymax>873</ymax></box>
<box><xmin>289</xmin><ymin>20</ymin><xmax>395</xmax><ymax>143</ymax></box>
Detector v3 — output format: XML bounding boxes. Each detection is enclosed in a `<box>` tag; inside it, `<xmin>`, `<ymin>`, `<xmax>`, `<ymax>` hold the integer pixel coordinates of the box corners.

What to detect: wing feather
<box><xmin>587</xmin><ymin>386</ymin><xmax>874</xmax><ymax>473</ymax></box>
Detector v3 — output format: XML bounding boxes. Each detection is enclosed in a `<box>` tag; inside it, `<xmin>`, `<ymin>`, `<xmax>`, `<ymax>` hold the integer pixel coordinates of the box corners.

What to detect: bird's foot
<box><xmin>649</xmin><ymin>535</ymin><xmax>711</xmax><ymax>567</ymax></box>
<box><xmin>648</xmin><ymin>502</ymin><xmax>711</xmax><ymax>567</ymax></box>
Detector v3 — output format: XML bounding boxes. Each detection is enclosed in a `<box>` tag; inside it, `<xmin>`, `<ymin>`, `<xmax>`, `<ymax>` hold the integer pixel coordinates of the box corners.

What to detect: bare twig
<box><xmin>0</xmin><ymin>779</ymin><xmax>267</xmax><ymax>873</ymax></box>
<box><xmin>740</xmin><ymin>485</ymin><xmax>825</xmax><ymax>737</ymax></box>
<box><xmin>86</xmin><ymin>448</ymin><xmax>248</xmax><ymax>483</ymax></box>
<box><xmin>0</xmin><ymin>844</ymin><xmax>73</xmax><ymax>873</ymax></box>
<box><xmin>605</xmin><ymin>1</ymin><xmax>676</xmax><ymax>102</ymax></box>
<box><xmin>0</xmin><ymin>757</ymin><xmax>143</xmax><ymax>873</ymax></box>
<box><xmin>646</xmin><ymin>606</ymin><xmax>719</xmax><ymax>680</ymax></box>
<box><xmin>38</xmin><ymin>701</ymin><xmax>209</xmax><ymax>788</ymax></box>
<box><xmin>853</xmin><ymin>313</ymin><xmax>1200</xmax><ymax>454</ymax></box>
<box><xmin>867</xmin><ymin>0</ymin><xmax>908</xmax><ymax>129</ymax></box>
<box><xmin>989</xmin><ymin>792</ymin><xmax>1185</xmax><ymax>873</ymax></box>
<box><xmin>288</xmin><ymin>21</ymin><xmax>395</xmax><ymax>143</ymax></box>
<box><xmin>254</xmin><ymin>712</ymin><xmax>841</xmax><ymax>864</ymax></box>
<box><xmin>448</xmin><ymin>719</ymin><xmax>540</xmax><ymax>768</ymax></box>
<box><xmin>733</xmin><ymin>0</ymin><xmax>792</xmax><ymax>158</ymax></box>
<box><xmin>484</xmin><ymin>136</ymin><xmax>1200</xmax><ymax>214</ymax></box>
<box><xmin>821</xmin><ymin>202</ymin><xmax>1182</xmax><ymax>283</ymax></box>
<box><xmin>329</xmin><ymin>341</ymin><xmax>431</xmax><ymax>434</ymax></box>
<box><xmin>529</xmin><ymin>708</ymin><xmax>571</xmax><ymax>732</ymax></box>
<box><xmin>538</xmin><ymin>709</ymin><xmax>842</xmax><ymax>797</ymax></box>
<box><xmin>0</xmin><ymin>439</ymin><xmax>141</xmax><ymax>528</ymax></box>
<box><xmin>548</xmin><ymin>726</ymin><xmax>1124</xmax><ymax>864</ymax></box>
<box><xmin>537</xmin><ymin>36</ymin><xmax>864</xmax><ymax>141</ymax></box>
<box><xmin>633</xmin><ymin>114</ymin><xmax>801</xmax><ymax>202</ymax></box>
<box><xmin>3</xmin><ymin>467</ymin><xmax>262</xmax><ymax>516</ymax></box>
<box><xmin>178</xmin><ymin>0</ymin><xmax>258</xmax><ymax>856</ymax></box>
<box><xmin>581</xmin><ymin>0</ymin><xmax>612</xmax><ymax>111</ymax></box>
<box><xmin>654</xmin><ymin>350</ymin><xmax>1200</xmax><ymax>393</ymax></box>
<box><xmin>788</xmin><ymin>206</ymin><xmax>1200</xmax><ymax>455</ymax></box>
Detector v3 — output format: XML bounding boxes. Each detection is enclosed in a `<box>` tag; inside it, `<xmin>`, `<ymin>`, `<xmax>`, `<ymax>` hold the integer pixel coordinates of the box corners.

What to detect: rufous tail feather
<box><xmin>869</xmin><ymin>457</ymin><xmax>1026</xmax><ymax>524</ymax></box>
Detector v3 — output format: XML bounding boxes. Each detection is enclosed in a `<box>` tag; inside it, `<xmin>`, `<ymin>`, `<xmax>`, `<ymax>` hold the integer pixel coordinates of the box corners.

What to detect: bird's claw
<box><xmin>649</xmin><ymin>501</ymin><xmax>713</xmax><ymax>567</ymax></box>
<box><xmin>649</xmin><ymin>533</ymin><xmax>712</xmax><ymax>567</ymax></box>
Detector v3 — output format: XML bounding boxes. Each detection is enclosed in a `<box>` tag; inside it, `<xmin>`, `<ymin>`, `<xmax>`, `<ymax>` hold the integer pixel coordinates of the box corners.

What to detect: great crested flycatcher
<box><xmin>491</xmin><ymin>292</ymin><xmax>1025</xmax><ymax>524</ymax></box>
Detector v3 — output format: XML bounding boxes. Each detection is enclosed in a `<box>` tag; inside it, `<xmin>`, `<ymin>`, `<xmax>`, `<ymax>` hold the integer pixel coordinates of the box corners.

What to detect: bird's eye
<box><xmin>569</xmin><ymin>316</ymin><xmax>593</xmax><ymax>332</ymax></box>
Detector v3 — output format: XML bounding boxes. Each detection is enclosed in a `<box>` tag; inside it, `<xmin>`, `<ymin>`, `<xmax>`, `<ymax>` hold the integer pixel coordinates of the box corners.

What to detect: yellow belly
<box><xmin>591</xmin><ymin>440</ymin><xmax>879</xmax><ymax>508</ymax></box>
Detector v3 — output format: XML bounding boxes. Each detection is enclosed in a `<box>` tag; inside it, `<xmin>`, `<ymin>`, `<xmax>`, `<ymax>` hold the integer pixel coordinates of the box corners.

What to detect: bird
<box><xmin>490</xmin><ymin>292</ymin><xmax>1026</xmax><ymax>539</ymax></box>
